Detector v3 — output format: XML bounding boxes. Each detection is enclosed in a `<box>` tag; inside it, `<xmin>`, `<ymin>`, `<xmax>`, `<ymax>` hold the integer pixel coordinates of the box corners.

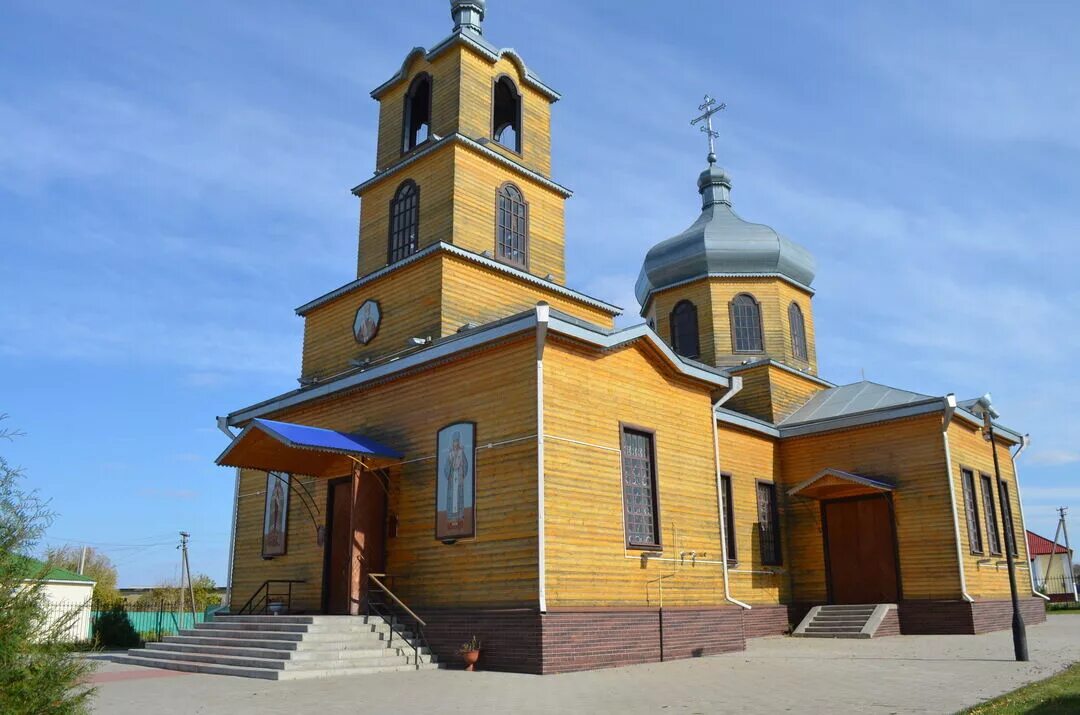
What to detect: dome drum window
<box><xmin>388</xmin><ymin>180</ymin><xmax>420</xmax><ymax>264</ymax></box>
<box><xmin>730</xmin><ymin>294</ymin><xmax>764</xmax><ymax>353</ymax></box>
<box><xmin>496</xmin><ymin>183</ymin><xmax>528</xmax><ymax>267</ymax></box>
<box><xmin>789</xmin><ymin>302</ymin><xmax>808</xmax><ymax>361</ymax></box>
<box><xmin>669</xmin><ymin>300</ymin><xmax>700</xmax><ymax>360</ymax></box>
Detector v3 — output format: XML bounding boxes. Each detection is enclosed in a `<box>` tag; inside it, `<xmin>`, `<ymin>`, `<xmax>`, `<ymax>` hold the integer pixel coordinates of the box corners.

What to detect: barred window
<box><xmin>721</xmin><ymin>473</ymin><xmax>737</xmax><ymax>563</ymax></box>
<box><xmin>731</xmin><ymin>294</ymin><xmax>764</xmax><ymax>352</ymax></box>
<box><xmin>981</xmin><ymin>474</ymin><xmax>1001</xmax><ymax>555</ymax></box>
<box><xmin>757</xmin><ymin>481</ymin><xmax>781</xmax><ymax>565</ymax></box>
<box><xmin>621</xmin><ymin>427</ymin><xmax>660</xmax><ymax>549</ymax></box>
<box><xmin>998</xmin><ymin>481</ymin><xmax>1018</xmax><ymax>557</ymax></box>
<box><xmin>670</xmin><ymin>300</ymin><xmax>700</xmax><ymax>359</ymax></box>
<box><xmin>789</xmin><ymin>302</ymin><xmax>807</xmax><ymax>360</ymax></box>
<box><xmin>961</xmin><ymin>468</ymin><xmax>983</xmax><ymax>554</ymax></box>
<box><xmin>496</xmin><ymin>183</ymin><xmax>528</xmax><ymax>267</ymax></box>
<box><xmin>388</xmin><ymin>180</ymin><xmax>419</xmax><ymax>264</ymax></box>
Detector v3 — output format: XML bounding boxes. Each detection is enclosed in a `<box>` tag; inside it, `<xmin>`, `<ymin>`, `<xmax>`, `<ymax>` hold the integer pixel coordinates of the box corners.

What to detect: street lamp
<box><xmin>971</xmin><ymin>394</ymin><xmax>1028</xmax><ymax>662</ymax></box>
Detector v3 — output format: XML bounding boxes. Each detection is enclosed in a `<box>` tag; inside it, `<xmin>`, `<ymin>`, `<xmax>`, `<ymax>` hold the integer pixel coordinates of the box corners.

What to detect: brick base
<box><xmin>742</xmin><ymin>604</ymin><xmax>794</xmax><ymax>638</ymax></box>
<box><xmin>422</xmin><ymin>608</ymin><xmax>542</xmax><ymax>673</ymax></box>
<box><xmin>899</xmin><ymin>597</ymin><xmax>1046</xmax><ymax>635</ymax></box>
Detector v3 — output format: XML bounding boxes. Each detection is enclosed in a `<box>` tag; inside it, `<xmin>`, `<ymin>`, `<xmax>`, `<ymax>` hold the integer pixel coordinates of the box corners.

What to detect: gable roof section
<box><xmin>780</xmin><ymin>381</ymin><xmax>932</xmax><ymax>426</ymax></box>
<box><xmin>226</xmin><ymin>307</ymin><xmax>728</xmax><ymax>427</ymax></box>
<box><xmin>1027</xmin><ymin>530</ymin><xmax>1071</xmax><ymax>556</ymax></box>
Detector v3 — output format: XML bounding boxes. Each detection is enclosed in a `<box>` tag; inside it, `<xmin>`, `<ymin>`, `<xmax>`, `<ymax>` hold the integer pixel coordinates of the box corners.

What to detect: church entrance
<box><xmin>323</xmin><ymin>469</ymin><xmax>387</xmax><ymax>615</ymax></box>
<box><xmin>822</xmin><ymin>494</ymin><xmax>900</xmax><ymax>604</ymax></box>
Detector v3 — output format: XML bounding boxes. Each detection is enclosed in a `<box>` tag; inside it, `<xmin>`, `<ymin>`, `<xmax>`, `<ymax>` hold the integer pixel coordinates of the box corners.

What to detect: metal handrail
<box><xmin>364</xmin><ymin>570</ymin><xmax>429</xmax><ymax>669</ymax></box>
<box><xmin>236</xmin><ymin>579</ymin><xmax>305</xmax><ymax>615</ymax></box>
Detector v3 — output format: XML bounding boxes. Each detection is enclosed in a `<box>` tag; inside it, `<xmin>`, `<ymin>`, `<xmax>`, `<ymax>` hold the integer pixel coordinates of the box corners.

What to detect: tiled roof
<box><xmin>1027</xmin><ymin>530</ymin><xmax>1071</xmax><ymax>556</ymax></box>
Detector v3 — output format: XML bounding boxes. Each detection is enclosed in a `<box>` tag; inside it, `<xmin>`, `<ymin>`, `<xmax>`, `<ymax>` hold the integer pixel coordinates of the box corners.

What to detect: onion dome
<box><xmin>635</xmin><ymin>164</ymin><xmax>816</xmax><ymax>308</ymax></box>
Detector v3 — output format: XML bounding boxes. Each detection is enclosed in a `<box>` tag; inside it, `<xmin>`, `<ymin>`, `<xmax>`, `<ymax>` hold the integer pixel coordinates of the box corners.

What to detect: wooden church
<box><xmin>214</xmin><ymin>1</ymin><xmax>1046</xmax><ymax>673</ymax></box>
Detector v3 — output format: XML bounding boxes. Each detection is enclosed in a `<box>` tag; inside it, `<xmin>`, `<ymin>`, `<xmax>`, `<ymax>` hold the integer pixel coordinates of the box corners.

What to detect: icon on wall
<box><xmin>436</xmin><ymin>422</ymin><xmax>476</xmax><ymax>540</ymax></box>
<box><xmin>353</xmin><ymin>300</ymin><xmax>382</xmax><ymax>345</ymax></box>
<box><xmin>262</xmin><ymin>472</ymin><xmax>290</xmax><ymax>557</ymax></box>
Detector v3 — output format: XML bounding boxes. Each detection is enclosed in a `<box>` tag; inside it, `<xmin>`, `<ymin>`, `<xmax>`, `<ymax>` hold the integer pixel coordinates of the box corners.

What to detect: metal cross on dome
<box><xmin>690</xmin><ymin>95</ymin><xmax>726</xmax><ymax>165</ymax></box>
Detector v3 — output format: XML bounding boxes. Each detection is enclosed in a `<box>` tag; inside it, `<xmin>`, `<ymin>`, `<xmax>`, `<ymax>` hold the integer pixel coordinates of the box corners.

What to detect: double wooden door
<box><xmin>325</xmin><ymin>471</ymin><xmax>386</xmax><ymax>615</ymax></box>
<box><xmin>823</xmin><ymin>495</ymin><xmax>900</xmax><ymax>604</ymax></box>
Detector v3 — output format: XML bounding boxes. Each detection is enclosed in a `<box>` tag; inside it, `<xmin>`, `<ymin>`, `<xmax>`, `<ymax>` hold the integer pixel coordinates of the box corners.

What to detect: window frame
<box><xmin>788</xmin><ymin>301</ymin><xmax>808</xmax><ymax>361</ymax></box>
<box><xmin>491</xmin><ymin>74</ymin><xmax>523</xmax><ymax>155</ymax></box>
<box><xmin>720</xmin><ymin>472</ymin><xmax>738</xmax><ymax>565</ymax></box>
<box><xmin>494</xmin><ymin>182</ymin><xmax>529</xmax><ymax>269</ymax></box>
<box><xmin>729</xmin><ymin>293</ymin><xmax>765</xmax><ymax>354</ymax></box>
<box><xmin>619</xmin><ymin>423</ymin><xmax>663</xmax><ymax>551</ymax></box>
<box><xmin>669</xmin><ymin>300</ymin><xmax>701</xmax><ymax>360</ymax></box>
<box><xmin>960</xmin><ymin>466</ymin><xmax>984</xmax><ymax>555</ymax></box>
<box><xmin>980</xmin><ymin>473</ymin><xmax>1002</xmax><ymax>556</ymax></box>
<box><xmin>401</xmin><ymin>73</ymin><xmax>434</xmax><ymax>154</ymax></box>
<box><xmin>755</xmin><ymin>479</ymin><xmax>782</xmax><ymax>566</ymax></box>
<box><xmin>998</xmin><ymin>480</ymin><xmax>1018</xmax><ymax>557</ymax></box>
<box><xmin>387</xmin><ymin>179</ymin><xmax>420</xmax><ymax>265</ymax></box>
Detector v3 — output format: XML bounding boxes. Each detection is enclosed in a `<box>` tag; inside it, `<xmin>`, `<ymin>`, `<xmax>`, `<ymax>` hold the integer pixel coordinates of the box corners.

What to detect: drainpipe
<box><xmin>217</xmin><ymin>416</ymin><xmax>240</xmax><ymax>610</ymax></box>
<box><xmin>712</xmin><ymin>377</ymin><xmax>750</xmax><ymax>610</ymax></box>
<box><xmin>941</xmin><ymin>395</ymin><xmax>975</xmax><ymax>603</ymax></box>
<box><xmin>1011</xmin><ymin>435</ymin><xmax>1050</xmax><ymax>601</ymax></box>
<box><xmin>535</xmin><ymin>303</ymin><xmax>549</xmax><ymax>614</ymax></box>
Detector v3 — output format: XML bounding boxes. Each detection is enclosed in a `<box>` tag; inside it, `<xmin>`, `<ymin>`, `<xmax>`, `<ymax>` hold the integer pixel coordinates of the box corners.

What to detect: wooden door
<box><xmin>823</xmin><ymin>496</ymin><xmax>899</xmax><ymax>604</ymax></box>
<box><xmin>325</xmin><ymin>480</ymin><xmax>353</xmax><ymax>615</ymax></box>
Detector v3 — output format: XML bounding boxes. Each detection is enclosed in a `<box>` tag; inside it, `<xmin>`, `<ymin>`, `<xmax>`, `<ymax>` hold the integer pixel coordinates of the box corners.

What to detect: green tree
<box><xmin>45</xmin><ymin>545</ymin><xmax>120</xmax><ymax>603</ymax></box>
<box><xmin>134</xmin><ymin>573</ymin><xmax>222</xmax><ymax>610</ymax></box>
<box><xmin>0</xmin><ymin>415</ymin><xmax>94</xmax><ymax>714</ymax></box>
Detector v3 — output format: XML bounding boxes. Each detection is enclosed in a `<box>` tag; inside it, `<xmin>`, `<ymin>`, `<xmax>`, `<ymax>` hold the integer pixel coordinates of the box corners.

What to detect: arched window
<box><xmin>492</xmin><ymin>76</ymin><xmax>521</xmax><ymax>152</ymax></box>
<box><xmin>402</xmin><ymin>74</ymin><xmax>432</xmax><ymax>152</ymax></box>
<box><xmin>669</xmin><ymin>300</ymin><xmax>700</xmax><ymax>359</ymax></box>
<box><xmin>730</xmin><ymin>294</ymin><xmax>764</xmax><ymax>352</ymax></box>
<box><xmin>388</xmin><ymin>180</ymin><xmax>419</xmax><ymax>263</ymax></box>
<box><xmin>789</xmin><ymin>302</ymin><xmax>808</xmax><ymax>360</ymax></box>
<box><xmin>496</xmin><ymin>183</ymin><xmax>528</xmax><ymax>267</ymax></box>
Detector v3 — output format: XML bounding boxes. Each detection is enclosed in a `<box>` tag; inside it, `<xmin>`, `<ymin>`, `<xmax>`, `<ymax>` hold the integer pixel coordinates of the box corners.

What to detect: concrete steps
<box><xmin>116</xmin><ymin>615</ymin><xmax>438</xmax><ymax>680</ymax></box>
<box><xmin>793</xmin><ymin>604</ymin><xmax>896</xmax><ymax>639</ymax></box>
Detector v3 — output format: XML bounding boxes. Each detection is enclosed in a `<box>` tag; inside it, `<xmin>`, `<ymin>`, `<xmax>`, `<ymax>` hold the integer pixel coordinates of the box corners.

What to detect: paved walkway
<box><xmin>88</xmin><ymin>614</ymin><xmax>1080</xmax><ymax>714</ymax></box>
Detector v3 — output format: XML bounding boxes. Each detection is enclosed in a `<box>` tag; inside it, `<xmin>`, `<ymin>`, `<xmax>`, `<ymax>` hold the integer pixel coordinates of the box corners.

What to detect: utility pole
<box><xmin>974</xmin><ymin>397</ymin><xmax>1028</xmax><ymax>662</ymax></box>
<box><xmin>1056</xmin><ymin>507</ymin><xmax>1076</xmax><ymax>602</ymax></box>
<box><xmin>78</xmin><ymin>545</ymin><xmax>88</xmax><ymax>575</ymax></box>
<box><xmin>178</xmin><ymin>532</ymin><xmax>197</xmax><ymax>624</ymax></box>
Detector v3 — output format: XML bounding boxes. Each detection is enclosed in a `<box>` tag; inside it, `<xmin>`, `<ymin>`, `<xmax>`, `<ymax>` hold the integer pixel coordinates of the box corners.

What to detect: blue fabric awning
<box><xmin>216</xmin><ymin>418</ymin><xmax>403</xmax><ymax>478</ymax></box>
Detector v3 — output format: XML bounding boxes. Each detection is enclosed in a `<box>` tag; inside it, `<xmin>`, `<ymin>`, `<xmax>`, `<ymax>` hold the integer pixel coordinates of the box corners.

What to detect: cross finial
<box><xmin>690</xmin><ymin>95</ymin><xmax>726</xmax><ymax>164</ymax></box>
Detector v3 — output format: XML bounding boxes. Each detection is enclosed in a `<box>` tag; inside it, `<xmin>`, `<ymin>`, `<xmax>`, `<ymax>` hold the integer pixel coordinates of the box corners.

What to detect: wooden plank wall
<box><xmin>721</xmin><ymin>364</ymin><xmax>826</xmax><ymax>424</ymax></box>
<box><xmin>650</xmin><ymin>279</ymin><xmax>716</xmax><ymax>366</ymax></box>
<box><xmin>716</xmin><ymin>425</ymin><xmax>789</xmax><ymax>605</ymax></box>
<box><xmin>230</xmin><ymin>338</ymin><xmax>540</xmax><ymax>613</ymax></box>
<box><xmin>450</xmin><ymin>144</ymin><xmax>566</xmax><ymax>285</ymax></box>
<box><xmin>945</xmin><ymin>419</ymin><xmax>1031</xmax><ymax>599</ymax></box>
<box><xmin>778</xmin><ymin>413</ymin><xmax>962</xmax><ymax>603</ymax></box>
<box><xmin>300</xmin><ymin>256</ymin><xmax>443</xmax><ymax>380</ymax></box>
<box><xmin>542</xmin><ymin>338</ymin><xmax>728</xmax><ymax>607</ymax></box>
<box><xmin>374</xmin><ymin>51</ymin><xmax>461</xmax><ymax>172</ymax></box>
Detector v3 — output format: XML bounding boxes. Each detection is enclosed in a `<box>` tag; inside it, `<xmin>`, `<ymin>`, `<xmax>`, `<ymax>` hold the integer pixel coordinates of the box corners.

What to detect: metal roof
<box><xmin>780</xmin><ymin>381</ymin><xmax>933</xmax><ymax>426</ymax></box>
<box><xmin>636</xmin><ymin>165</ymin><xmax>816</xmax><ymax>308</ymax></box>
<box><xmin>1027</xmin><ymin>530</ymin><xmax>1071</xmax><ymax>556</ymax></box>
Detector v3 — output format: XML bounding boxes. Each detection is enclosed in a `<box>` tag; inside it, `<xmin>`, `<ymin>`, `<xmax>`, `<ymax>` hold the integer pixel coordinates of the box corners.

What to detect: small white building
<box><xmin>1027</xmin><ymin>530</ymin><xmax>1077</xmax><ymax>602</ymax></box>
<box><xmin>20</xmin><ymin>557</ymin><xmax>97</xmax><ymax>641</ymax></box>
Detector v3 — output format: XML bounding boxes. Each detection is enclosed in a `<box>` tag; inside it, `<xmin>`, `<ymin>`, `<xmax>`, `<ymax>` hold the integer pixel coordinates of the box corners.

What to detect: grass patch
<box><xmin>959</xmin><ymin>662</ymin><xmax>1080</xmax><ymax>714</ymax></box>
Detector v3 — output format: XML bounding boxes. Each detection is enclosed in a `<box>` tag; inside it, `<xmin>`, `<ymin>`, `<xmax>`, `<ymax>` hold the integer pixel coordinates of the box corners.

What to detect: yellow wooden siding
<box><xmin>230</xmin><ymin>338</ymin><xmax>539</xmax><ymax>612</ymax></box>
<box><xmin>716</xmin><ymin>425</ymin><xmax>788</xmax><ymax>605</ymax></box>
<box><xmin>778</xmin><ymin>414</ymin><xmax>961</xmax><ymax>603</ymax></box>
<box><xmin>375</xmin><ymin>51</ymin><xmax>462</xmax><ymax>172</ymax></box>
<box><xmin>767</xmin><ymin>366</ymin><xmax>827</xmax><ymax>422</ymax></box>
<box><xmin>457</xmin><ymin>50</ymin><xmax>553</xmax><ymax>177</ymax></box>
<box><xmin>946</xmin><ymin>420</ymin><xmax>1031</xmax><ymax>599</ymax></box>
<box><xmin>542</xmin><ymin>338</ymin><xmax>727</xmax><ymax>607</ymax></box>
<box><xmin>300</xmin><ymin>257</ymin><xmax>443</xmax><ymax>380</ymax></box>
<box><xmin>441</xmin><ymin>253</ymin><xmax>612</xmax><ymax>332</ymax></box>
<box><xmin>231</xmin><ymin>469</ymin><xmax>329</xmax><ymax>611</ymax></box>
<box><xmin>723</xmin><ymin>365</ymin><xmax>773</xmax><ymax>422</ymax></box>
<box><xmin>357</xmin><ymin>144</ymin><xmax>457</xmax><ymax>278</ymax></box>
<box><xmin>650</xmin><ymin>279</ymin><xmax>716</xmax><ymax>365</ymax></box>
<box><xmin>450</xmin><ymin>144</ymin><xmax>566</xmax><ymax>284</ymax></box>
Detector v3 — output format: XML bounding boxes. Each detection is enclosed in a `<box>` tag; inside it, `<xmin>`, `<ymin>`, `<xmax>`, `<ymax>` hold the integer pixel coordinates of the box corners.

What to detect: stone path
<box><xmin>87</xmin><ymin>613</ymin><xmax>1080</xmax><ymax>714</ymax></box>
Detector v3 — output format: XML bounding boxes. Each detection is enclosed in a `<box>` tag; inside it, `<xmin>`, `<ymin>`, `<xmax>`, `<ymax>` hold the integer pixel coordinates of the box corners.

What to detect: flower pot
<box><xmin>268</xmin><ymin>601</ymin><xmax>286</xmax><ymax>616</ymax></box>
<box><xmin>461</xmin><ymin>649</ymin><xmax>480</xmax><ymax>671</ymax></box>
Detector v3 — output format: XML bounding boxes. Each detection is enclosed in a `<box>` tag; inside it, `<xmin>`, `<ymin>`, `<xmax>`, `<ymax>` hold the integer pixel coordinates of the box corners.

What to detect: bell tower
<box><xmin>354</xmin><ymin>0</ymin><xmax>568</xmax><ymax>283</ymax></box>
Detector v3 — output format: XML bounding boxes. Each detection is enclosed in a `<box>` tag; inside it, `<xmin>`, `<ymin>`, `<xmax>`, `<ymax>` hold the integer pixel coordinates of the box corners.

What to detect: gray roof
<box><xmin>635</xmin><ymin>165</ymin><xmax>816</xmax><ymax>308</ymax></box>
<box><xmin>780</xmin><ymin>381</ymin><xmax>934</xmax><ymax>426</ymax></box>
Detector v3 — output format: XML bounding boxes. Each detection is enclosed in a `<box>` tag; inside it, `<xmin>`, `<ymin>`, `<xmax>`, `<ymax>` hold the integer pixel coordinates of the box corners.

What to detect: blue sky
<box><xmin>2</xmin><ymin>0</ymin><xmax>1077</xmax><ymax>587</ymax></box>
